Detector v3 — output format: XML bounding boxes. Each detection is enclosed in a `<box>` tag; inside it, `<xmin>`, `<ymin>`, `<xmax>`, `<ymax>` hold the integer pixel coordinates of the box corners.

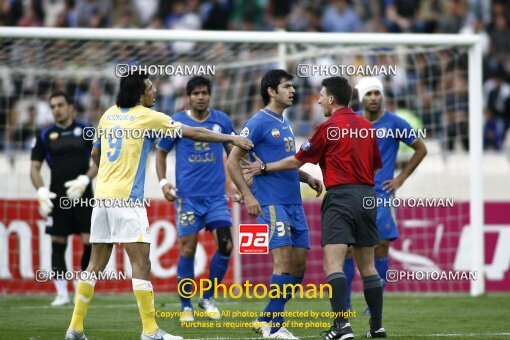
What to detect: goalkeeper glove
<box><xmin>37</xmin><ymin>187</ymin><xmax>56</xmax><ymax>217</ymax></box>
<box><xmin>64</xmin><ymin>175</ymin><xmax>90</xmax><ymax>199</ymax></box>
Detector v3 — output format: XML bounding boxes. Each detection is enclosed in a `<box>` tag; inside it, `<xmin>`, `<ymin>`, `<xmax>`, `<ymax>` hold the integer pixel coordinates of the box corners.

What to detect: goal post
<box><xmin>0</xmin><ymin>27</ymin><xmax>484</xmax><ymax>296</ymax></box>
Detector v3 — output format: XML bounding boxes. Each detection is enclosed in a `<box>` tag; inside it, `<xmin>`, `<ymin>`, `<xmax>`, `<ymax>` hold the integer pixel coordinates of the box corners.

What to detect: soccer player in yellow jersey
<box><xmin>65</xmin><ymin>71</ymin><xmax>253</xmax><ymax>340</ymax></box>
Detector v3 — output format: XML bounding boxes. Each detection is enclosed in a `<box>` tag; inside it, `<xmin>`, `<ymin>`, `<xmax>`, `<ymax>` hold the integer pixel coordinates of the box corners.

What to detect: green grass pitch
<box><xmin>1</xmin><ymin>293</ymin><xmax>509</xmax><ymax>339</ymax></box>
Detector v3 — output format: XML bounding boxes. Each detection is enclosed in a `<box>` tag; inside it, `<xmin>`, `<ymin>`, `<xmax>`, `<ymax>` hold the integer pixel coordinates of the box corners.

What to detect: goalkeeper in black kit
<box><xmin>30</xmin><ymin>91</ymin><xmax>97</xmax><ymax>306</ymax></box>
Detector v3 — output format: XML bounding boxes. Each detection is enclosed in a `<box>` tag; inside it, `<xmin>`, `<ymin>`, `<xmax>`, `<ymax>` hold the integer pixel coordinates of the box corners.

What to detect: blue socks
<box><xmin>375</xmin><ymin>257</ymin><xmax>389</xmax><ymax>289</ymax></box>
<box><xmin>258</xmin><ymin>274</ymin><xmax>299</xmax><ymax>334</ymax></box>
<box><xmin>177</xmin><ymin>255</ymin><xmax>195</xmax><ymax>309</ymax></box>
<box><xmin>203</xmin><ymin>251</ymin><xmax>231</xmax><ymax>299</ymax></box>
<box><xmin>284</xmin><ymin>275</ymin><xmax>303</xmax><ymax>303</ymax></box>
<box><xmin>344</xmin><ymin>257</ymin><xmax>355</xmax><ymax>309</ymax></box>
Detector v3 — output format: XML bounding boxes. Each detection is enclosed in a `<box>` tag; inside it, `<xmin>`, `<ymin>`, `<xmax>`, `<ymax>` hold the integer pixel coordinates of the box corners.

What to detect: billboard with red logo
<box><xmin>0</xmin><ymin>199</ymin><xmax>234</xmax><ymax>293</ymax></box>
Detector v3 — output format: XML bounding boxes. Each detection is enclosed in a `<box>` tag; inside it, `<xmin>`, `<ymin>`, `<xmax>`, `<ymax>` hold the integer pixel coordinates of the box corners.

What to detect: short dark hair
<box><xmin>116</xmin><ymin>71</ymin><xmax>149</xmax><ymax>108</ymax></box>
<box><xmin>49</xmin><ymin>91</ymin><xmax>73</xmax><ymax>105</ymax></box>
<box><xmin>186</xmin><ymin>76</ymin><xmax>212</xmax><ymax>96</ymax></box>
<box><xmin>260</xmin><ymin>69</ymin><xmax>294</xmax><ymax>106</ymax></box>
<box><xmin>321</xmin><ymin>76</ymin><xmax>352</xmax><ymax>106</ymax></box>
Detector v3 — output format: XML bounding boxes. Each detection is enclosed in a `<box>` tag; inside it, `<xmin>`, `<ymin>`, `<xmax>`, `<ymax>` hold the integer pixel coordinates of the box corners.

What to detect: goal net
<box><xmin>0</xmin><ymin>28</ymin><xmax>492</xmax><ymax>296</ymax></box>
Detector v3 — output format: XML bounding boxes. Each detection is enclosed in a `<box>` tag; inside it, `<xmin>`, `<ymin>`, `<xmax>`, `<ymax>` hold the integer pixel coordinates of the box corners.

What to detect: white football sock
<box><xmin>54</xmin><ymin>279</ymin><xmax>69</xmax><ymax>298</ymax></box>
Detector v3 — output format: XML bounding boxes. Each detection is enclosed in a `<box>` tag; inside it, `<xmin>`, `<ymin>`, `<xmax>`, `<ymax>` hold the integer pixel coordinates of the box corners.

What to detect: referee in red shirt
<box><xmin>242</xmin><ymin>76</ymin><xmax>385</xmax><ymax>339</ymax></box>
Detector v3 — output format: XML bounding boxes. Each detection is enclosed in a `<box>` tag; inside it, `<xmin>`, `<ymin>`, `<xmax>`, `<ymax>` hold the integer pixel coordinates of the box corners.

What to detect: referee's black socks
<box><xmin>327</xmin><ymin>272</ymin><xmax>349</xmax><ymax>326</ymax></box>
<box><xmin>81</xmin><ymin>244</ymin><xmax>91</xmax><ymax>271</ymax></box>
<box><xmin>362</xmin><ymin>274</ymin><xmax>383</xmax><ymax>330</ymax></box>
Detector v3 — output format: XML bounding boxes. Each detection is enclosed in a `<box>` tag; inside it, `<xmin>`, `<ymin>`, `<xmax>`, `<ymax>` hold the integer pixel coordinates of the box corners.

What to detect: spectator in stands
<box><xmin>165</xmin><ymin>0</ymin><xmax>201</xmax><ymax>54</ymax></box>
<box><xmin>54</xmin><ymin>0</ymin><xmax>79</xmax><ymax>27</ymax></box>
<box><xmin>112</xmin><ymin>0</ymin><xmax>141</xmax><ymax>28</ymax></box>
<box><xmin>13</xmin><ymin>104</ymin><xmax>38</xmax><ymax>149</ymax></box>
<box><xmin>79</xmin><ymin>79</ymin><xmax>111</xmax><ymax>122</ymax></box>
<box><xmin>488</xmin><ymin>12</ymin><xmax>510</xmax><ymax>67</ymax></box>
<box><xmin>484</xmin><ymin>108</ymin><xmax>505</xmax><ymax>150</ymax></box>
<box><xmin>18</xmin><ymin>0</ymin><xmax>44</xmax><ymax>27</ymax></box>
<box><xmin>1</xmin><ymin>0</ymin><xmax>510</xmax><ymax>153</ymax></box>
<box><xmin>42</xmin><ymin>0</ymin><xmax>64</xmax><ymax>27</ymax></box>
<box><xmin>147</xmin><ymin>15</ymin><xmax>163</xmax><ymax>29</ymax></box>
<box><xmin>164</xmin><ymin>0</ymin><xmax>201</xmax><ymax>30</ymax></box>
<box><xmin>362</xmin><ymin>2</ymin><xmax>387</xmax><ymax>33</ymax></box>
<box><xmin>229</xmin><ymin>0</ymin><xmax>265</xmax><ymax>30</ymax></box>
<box><xmin>0</xmin><ymin>0</ymin><xmax>23</xmax><ymax>26</ymax></box>
<box><xmin>460</xmin><ymin>15</ymin><xmax>490</xmax><ymax>55</ymax></box>
<box><xmin>321</xmin><ymin>0</ymin><xmax>362</xmax><ymax>33</ymax></box>
<box><xmin>286</xmin><ymin>4</ymin><xmax>314</xmax><ymax>32</ymax></box>
<box><xmin>483</xmin><ymin>67</ymin><xmax>510</xmax><ymax>138</ymax></box>
<box><xmin>75</xmin><ymin>0</ymin><xmax>111</xmax><ymax>28</ymax></box>
<box><xmin>437</xmin><ymin>0</ymin><xmax>465</xmax><ymax>33</ymax></box>
<box><xmin>444</xmin><ymin>70</ymin><xmax>469</xmax><ymax>151</ymax></box>
<box><xmin>133</xmin><ymin>0</ymin><xmax>158</xmax><ymax>26</ymax></box>
<box><xmin>384</xmin><ymin>0</ymin><xmax>424</xmax><ymax>33</ymax></box>
<box><xmin>201</xmin><ymin>0</ymin><xmax>230</xmax><ymax>30</ymax></box>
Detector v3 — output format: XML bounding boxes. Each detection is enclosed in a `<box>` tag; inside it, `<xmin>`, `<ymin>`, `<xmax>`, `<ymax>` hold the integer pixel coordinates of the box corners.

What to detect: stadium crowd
<box><xmin>0</xmin><ymin>0</ymin><xmax>509</xmax><ymax>152</ymax></box>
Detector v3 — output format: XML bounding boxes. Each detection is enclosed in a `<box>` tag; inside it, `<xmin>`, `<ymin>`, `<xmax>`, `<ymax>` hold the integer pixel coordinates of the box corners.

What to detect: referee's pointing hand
<box><xmin>241</xmin><ymin>153</ymin><xmax>263</xmax><ymax>181</ymax></box>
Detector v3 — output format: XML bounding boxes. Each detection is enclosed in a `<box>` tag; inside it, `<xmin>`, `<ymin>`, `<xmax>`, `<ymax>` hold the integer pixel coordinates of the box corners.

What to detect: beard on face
<box><xmin>192</xmin><ymin>101</ymin><xmax>208</xmax><ymax>112</ymax></box>
<box><xmin>364</xmin><ymin>99</ymin><xmax>382</xmax><ymax>115</ymax></box>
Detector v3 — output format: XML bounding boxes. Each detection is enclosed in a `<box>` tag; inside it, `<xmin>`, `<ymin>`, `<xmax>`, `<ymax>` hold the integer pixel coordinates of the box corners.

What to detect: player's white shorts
<box><xmin>90</xmin><ymin>207</ymin><xmax>151</xmax><ymax>243</ymax></box>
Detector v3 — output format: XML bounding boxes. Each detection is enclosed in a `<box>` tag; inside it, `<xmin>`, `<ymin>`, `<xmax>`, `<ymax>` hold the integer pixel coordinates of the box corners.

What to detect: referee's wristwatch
<box><xmin>260</xmin><ymin>163</ymin><xmax>268</xmax><ymax>175</ymax></box>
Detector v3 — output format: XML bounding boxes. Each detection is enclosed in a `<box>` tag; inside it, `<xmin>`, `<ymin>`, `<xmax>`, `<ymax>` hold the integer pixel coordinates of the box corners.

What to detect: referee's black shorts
<box><xmin>321</xmin><ymin>184</ymin><xmax>380</xmax><ymax>247</ymax></box>
<box><xmin>45</xmin><ymin>195</ymin><xmax>92</xmax><ymax>237</ymax></box>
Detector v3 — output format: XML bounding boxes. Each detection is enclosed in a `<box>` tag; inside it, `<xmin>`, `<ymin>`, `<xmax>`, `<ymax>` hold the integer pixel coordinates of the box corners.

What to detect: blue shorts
<box><xmin>257</xmin><ymin>204</ymin><xmax>310</xmax><ymax>251</ymax></box>
<box><xmin>175</xmin><ymin>196</ymin><xmax>232</xmax><ymax>237</ymax></box>
<box><xmin>376</xmin><ymin>191</ymin><xmax>398</xmax><ymax>240</ymax></box>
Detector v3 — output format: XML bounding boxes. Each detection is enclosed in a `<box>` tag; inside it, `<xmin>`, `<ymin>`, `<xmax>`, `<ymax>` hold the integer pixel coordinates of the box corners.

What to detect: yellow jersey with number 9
<box><xmin>94</xmin><ymin>105</ymin><xmax>182</xmax><ymax>200</ymax></box>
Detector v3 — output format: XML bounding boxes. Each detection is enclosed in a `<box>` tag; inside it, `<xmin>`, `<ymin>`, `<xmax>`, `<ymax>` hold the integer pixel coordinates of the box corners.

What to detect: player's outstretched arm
<box><xmin>182</xmin><ymin>125</ymin><xmax>253</xmax><ymax>150</ymax></box>
<box><xmin>241</xmin><ymin>153</ymin><xmax>303</xmax><ymax>179</ymax></box>
<box><xmin>242</xmin><ymin>153</ymin><xmax>322</xmax><ymax>197</ymax></box>
<box><xmin>267</xmin><ymin>155</ymin><xmax>303</xmax><ymax>172</ymax></box>
<box><xmin>155</xmin><ymin>148</ymin><xmax>178</xmax><ymax>202</ymax></box>
<box><xmin>382</xmin><ymin>139</ymin><xmax>427</xmax><ymax>193</ymax></box>
<box><xmin>227</xmin><ymin>146</ymin><xmax>261</xmax><ymax>216</ymax></box>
